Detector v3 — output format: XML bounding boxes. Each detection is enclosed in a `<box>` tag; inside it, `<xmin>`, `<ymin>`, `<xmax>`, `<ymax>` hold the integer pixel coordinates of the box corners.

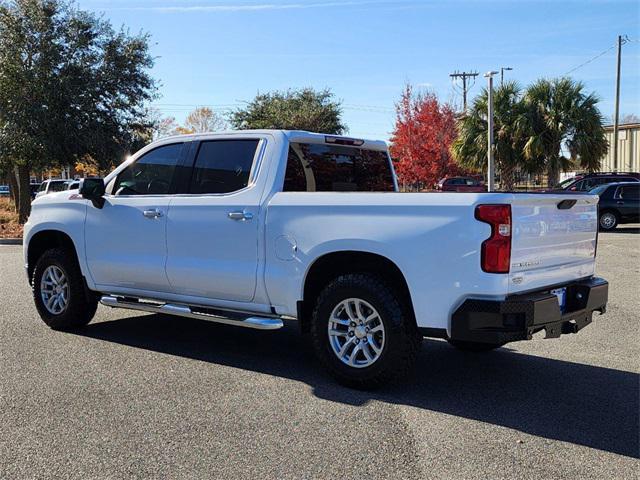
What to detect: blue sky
<box><xmin>80</xmin><ymin>0</ymin><xmax>640</xmax><ymax>141</ymax></box>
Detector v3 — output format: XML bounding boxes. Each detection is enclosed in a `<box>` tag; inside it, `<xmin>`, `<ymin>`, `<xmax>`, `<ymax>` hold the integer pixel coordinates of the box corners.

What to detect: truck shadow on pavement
<box><xmin>75</xmin><ymin>314</ymin><xmax>639</xmax><ymax>459</ymax></box>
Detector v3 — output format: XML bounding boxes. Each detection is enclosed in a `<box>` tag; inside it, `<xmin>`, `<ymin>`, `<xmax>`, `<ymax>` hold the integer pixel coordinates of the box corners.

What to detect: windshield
<box><xmin>555</xmin><ymin>177</ymin><xmax>577</xmax><ymax>189</ymax></box>
<box><xmin>589</xmin><ymin>185</ymin><xmax>610</xmax><ymax>195</ymax></box>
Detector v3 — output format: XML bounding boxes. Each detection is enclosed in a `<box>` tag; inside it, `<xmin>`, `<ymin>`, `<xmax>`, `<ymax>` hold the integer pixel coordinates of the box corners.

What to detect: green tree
<box><xmin>229</xmin><ymin>88</ymin><xmax>346</xmax><ymax>134</ymax></box>
<box><xmin>520</xmin><ymin>78</ymin><xmax>607</xmax><ymax>187</ymax></box>
<box><xmin>452</xmin><ymin>81</ymin><xmax>529</xmax><ymax>190</ymax></box>
<box><xmin>0</xmin><ymin>0</ymin><xmax>157</xmax><ymax>222</ymax></box>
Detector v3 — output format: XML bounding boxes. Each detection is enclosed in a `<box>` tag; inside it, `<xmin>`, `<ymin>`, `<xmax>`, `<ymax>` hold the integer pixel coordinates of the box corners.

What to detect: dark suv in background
<box><xmin>590</xmin><ymin>182</ymin><xmax>640</xmax><ymax>231</ymax></box>
<box><xmin>555</xmin><ymin>172</ymin><xmax>640</xmax><ymax>192</ymax></box>
<box><xmin>435</xmin><ymin>176</ymin><xmax>486</xmax><ymax>192</ymax></box>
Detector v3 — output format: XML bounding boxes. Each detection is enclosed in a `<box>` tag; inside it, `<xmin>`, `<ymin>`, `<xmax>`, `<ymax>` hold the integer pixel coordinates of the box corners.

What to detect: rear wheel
<box><xmin>310</xmin><ymin>273</ymin><xmax>420</xmax><ymax>389</ymax></box>
<box><xmin>32</xmin><ymin>248</ymin><xmax>98</xmax><ymax>330</ymax></box>
<box><xmin>447</xmin><ymin>339</ymin><xmax>505</xmax><ymax>352</ymax></box>
<box><xmin>599</xmin><ymin>211</ymin><xmax>618</xmax><ymax>231</ymax></box>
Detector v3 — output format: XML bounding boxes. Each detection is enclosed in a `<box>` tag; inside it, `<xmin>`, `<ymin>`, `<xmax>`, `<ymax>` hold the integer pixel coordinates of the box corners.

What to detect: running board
<box><xmin>99</xmin><ymin>295</ymin><xmax>283</xmax><ymax>330</ymax></box>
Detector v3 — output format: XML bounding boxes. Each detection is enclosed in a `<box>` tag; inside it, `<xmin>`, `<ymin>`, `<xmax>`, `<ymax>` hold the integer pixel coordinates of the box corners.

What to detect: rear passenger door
<box><xmin>615</xmin><ymin>184</ymin><xmax>640</xmax><ymax>221</ymax></box>
<box><xmin>165</xmin><ymin>138</ymin><xmax>264</xmax><ymax>302</ymax></box>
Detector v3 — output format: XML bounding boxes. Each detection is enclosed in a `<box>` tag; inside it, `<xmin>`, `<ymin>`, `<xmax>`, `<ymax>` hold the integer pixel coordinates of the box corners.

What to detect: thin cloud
<box><xmin>115</xmin><ymin>1</ymin><xmax>400</xmax><ymax>13</ymax></box>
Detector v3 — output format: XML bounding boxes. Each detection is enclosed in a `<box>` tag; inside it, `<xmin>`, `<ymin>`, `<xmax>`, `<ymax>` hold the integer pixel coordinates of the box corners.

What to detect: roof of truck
<box><xmin>155</xmin><ymin>129</ymin><xmax>389</xmax><ymax>151</ymax></box>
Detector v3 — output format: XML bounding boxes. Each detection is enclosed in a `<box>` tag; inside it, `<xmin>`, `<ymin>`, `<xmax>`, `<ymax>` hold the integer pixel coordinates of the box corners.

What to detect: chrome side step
<box><xmin>99</xmin><ymin>295</ymin><xmax>283</xmax><ymax>330</ymax></box>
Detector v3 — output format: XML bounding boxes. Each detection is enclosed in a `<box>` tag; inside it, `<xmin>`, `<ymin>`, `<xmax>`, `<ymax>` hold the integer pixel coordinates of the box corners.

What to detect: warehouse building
<box><xmin>600</xmin><ymin>123</ymin><xmax>640</xmax><ymax>172</ymax></box>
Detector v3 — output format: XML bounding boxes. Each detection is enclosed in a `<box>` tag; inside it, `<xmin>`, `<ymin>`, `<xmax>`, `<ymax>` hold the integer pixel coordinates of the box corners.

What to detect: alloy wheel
<box><xmin>327</xmin><ymin>298</ymin><xmax>386</xmax><ymax>368</ymax></box>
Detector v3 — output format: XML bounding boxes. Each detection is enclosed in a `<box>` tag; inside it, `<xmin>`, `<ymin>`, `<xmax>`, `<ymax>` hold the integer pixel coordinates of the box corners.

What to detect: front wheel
<box><xmin>32</xmin><ymin>248</ymin><xmax>98</xmax><ymax>330</ymax></box>
<box><xmin>310</xmin><ymin>274</ymin><xmax>420</xmax><ymax>389</ymax></box>
<box><xmin>599</xmin><ymin>211</ymin><xmax>618</xmax><ymax>231</ymax></box>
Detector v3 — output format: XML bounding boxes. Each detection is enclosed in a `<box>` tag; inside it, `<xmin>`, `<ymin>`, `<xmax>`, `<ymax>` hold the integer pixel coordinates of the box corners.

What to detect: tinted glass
<box><xmin>283</xmin><ymin>143</ymin><xmax>394</xmax><ymax>192</ymax></box>
<box><xmin>619</xmin><ymin>185</ymin><xmax>640</xmax><ymax>200</ymax></box>
<box><xmin>557</xmin><ymin>177</ymin><xmax>577</xmax><ymax>189</ymax></box>
<box><xmin>189</xmin><ymin>140</ymin><xmax>259</xmax><ymax>194</ymax></box>
<box><xmin>114</xmin><ymin>143</ymin><xmax>183</xmax><ymax>195</ymax></box>
<box><xmin>589</xmin><ymin>184</ymin><xmax>610</xmax><ymax>196</ymax></box>
<box><xmin>572</xmin><ymin>180</ymin><xmax>585</xmax><ymax>191</ymax></box>
<box><xmin>49</xmin><ymin>181</ymin><xmax>69</xmax><ymax>192</ymax></box>
<box><xmin>38</xmin><ymin>183</ymin><xmax>47</xmax><ymax>192</ymax></box>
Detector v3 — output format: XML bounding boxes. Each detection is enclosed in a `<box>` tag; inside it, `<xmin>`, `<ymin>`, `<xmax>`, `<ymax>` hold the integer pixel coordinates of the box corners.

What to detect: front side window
<box><xmin>283</xmin><ymin>143</ymin><xmax>395</xmax><ymax>192</ymax></box>
<box><xmin>114</xmin><ymin>143</ymin><xmax>183</xmax><ymax>195</ymax></box>
<box><xmin>188</xmin><ymin>139</ymin><xmax>259</xmax><ymax>194</ymax></box>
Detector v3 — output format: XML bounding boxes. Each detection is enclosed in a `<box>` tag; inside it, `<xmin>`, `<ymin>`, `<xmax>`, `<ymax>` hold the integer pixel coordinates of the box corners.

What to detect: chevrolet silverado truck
<box><xmin>24</xmin><ymin>130</ymin><xmax>608</xmax><ymax>388</ymax></box>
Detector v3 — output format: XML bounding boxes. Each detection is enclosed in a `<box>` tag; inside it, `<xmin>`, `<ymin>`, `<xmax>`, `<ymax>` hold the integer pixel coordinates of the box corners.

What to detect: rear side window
<box><xmin>283</xmin><ymin>143</ymin><xmax>394</xmax><ymax>192</ymax></box>
<box><xmin>617</xmin><ymin>185</ymin><xmax>640</xmax><ymax>200</ymax></box>
<box><xmin>114</xmin><ymin>143</ymin><xmax>183</xmax><ymax>195</ymax></box>
<box><xmin>189</xmin><ymin>140</ymin><xmax>260</xmax><ymax>194</ymax></box>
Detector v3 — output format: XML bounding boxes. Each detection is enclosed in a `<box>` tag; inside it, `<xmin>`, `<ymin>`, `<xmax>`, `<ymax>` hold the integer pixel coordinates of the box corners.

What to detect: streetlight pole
<box><xmin>500</xmin><ymin>67</ymin><xmax>512</xmax><ymax>86</ymax></box>
<box><xmin>485</xmin><ymin>71</ymin><xmax>499</xmax><ymax>192</ymax></box>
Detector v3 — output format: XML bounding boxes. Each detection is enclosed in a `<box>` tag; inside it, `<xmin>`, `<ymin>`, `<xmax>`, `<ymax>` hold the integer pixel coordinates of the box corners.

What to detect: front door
<box><xmin>85</xmin><ymin>142</ymin><xmax>186</xmax><ymax>293</ymax></box>
<box><xmin>165</xmin><ymin>138</ymin><xmax>263</xmax><ymax>302</ymax></box>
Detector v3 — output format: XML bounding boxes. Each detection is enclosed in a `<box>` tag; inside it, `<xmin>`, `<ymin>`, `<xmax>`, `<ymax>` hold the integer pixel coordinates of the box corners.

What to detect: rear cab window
<box><xmin>49</xmin><ymin>181</ymin><xmax>69</xmax><ymax>192</ymax></box>
<box><xmin>283</xmin><ymin>142</ymin><xmax>395</xmax><ymax>192</ymax></box>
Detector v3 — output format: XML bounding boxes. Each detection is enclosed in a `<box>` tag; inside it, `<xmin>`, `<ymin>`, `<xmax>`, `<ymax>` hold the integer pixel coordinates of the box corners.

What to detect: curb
<box><xmin>0</xmin><ymin>238</ymin><xmax>22</xmax><ymax>245</ymax></box>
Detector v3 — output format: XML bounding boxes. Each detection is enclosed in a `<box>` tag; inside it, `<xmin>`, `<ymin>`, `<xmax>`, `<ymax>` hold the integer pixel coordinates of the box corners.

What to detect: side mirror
<box><xmin>79</xmin><ymin>178</ymin><xmax>105</xmax><ymax>209</ymax></box>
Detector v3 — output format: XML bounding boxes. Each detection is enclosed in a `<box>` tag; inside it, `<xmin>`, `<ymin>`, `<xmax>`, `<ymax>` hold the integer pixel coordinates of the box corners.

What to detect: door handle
<box><xmin>228</xmin><ymin>210</ymin><xmax>253</xmax><ymax>221</ymax></box>
<box><xmin>143</xmin><ymin>209</ymin><xmax>163</xmax><ymax>219</ymax></box>
<box><xmin>617</xmin><ymin>201</ymin><xmax>624</xmax><ymax>205</ymax></box>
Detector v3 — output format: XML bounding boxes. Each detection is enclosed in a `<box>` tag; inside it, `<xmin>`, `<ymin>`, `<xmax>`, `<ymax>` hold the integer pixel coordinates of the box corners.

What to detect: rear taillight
<box><xmin>475</xmin><ymin>204</ymin><xmax>511</xmax><ymax>273</ymax></box>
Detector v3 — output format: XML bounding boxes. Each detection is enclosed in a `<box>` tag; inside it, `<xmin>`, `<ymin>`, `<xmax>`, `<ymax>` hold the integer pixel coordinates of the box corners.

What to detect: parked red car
<box><xmin>436</xmin><ymin>176</ymin><xmax>486</xmax><ymax>192</ymax></box>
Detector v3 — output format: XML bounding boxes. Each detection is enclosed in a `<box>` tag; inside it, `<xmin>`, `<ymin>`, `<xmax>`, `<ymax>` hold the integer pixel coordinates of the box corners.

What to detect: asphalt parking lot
<box><xmin>1</xmin><ymin>228</ymin><xmax>638</xmax><ymax>479</ymax></box>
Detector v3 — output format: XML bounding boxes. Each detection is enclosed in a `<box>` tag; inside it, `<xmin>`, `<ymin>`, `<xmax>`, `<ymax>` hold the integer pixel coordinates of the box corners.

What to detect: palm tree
<box><xmin>452</xmin><ymin>81</ymin><xmax>528</xmax><ymax>190</ymax></box>
<box><xmin>520</xmin><ymin>78</ymin><xmax>608</xmax><ymax>187</ymax></box>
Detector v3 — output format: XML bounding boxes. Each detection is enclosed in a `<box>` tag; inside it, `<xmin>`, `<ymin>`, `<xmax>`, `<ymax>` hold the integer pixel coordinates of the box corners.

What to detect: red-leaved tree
<box><xmin>390</xmin><ymin>85</ymin><xmax>461</xmax><ymax>189</ymax></box>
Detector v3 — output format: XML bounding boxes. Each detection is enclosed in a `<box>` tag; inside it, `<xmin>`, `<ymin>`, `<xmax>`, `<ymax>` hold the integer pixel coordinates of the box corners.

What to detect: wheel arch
<box><xmin>299</xmin><ymin>250</ymin><xmax>416</xmax><ymax>333</ymax></box>
<box><xmin>27</xmin><ymin>230</ymin><xmax>80</xmax><ymax>284</ymax></box>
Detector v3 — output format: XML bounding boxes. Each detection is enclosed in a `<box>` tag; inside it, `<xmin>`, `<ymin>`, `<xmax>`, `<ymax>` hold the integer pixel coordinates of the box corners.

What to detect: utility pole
<box><xmin>450</xmin><ymin>71</ymin><xmax>479</xmax><ymax>113</ymax></box>
<box><xmin>500</xmin><ymin>66</ymin><xmax>512</xmax><ymax>86</ymax></box>
<box><xmin>612</xmin><ymin>35</ymin><xmax>624</xmax><ymax>171</ymax></box>
<box><xmin>485</xmin><ymin>71</ymin><xmax>499</xmax><ymax>192</ymax></box>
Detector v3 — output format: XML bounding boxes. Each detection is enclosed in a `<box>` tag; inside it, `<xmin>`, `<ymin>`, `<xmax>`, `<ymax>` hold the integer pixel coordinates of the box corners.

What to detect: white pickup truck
<box><xmin>24</xmin><ymin>130</ymin><xmax>608</xmax><ymax>388</ymax></box>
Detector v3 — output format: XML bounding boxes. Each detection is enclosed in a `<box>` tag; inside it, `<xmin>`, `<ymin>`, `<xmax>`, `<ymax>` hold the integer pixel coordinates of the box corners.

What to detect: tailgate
<box><xmin>508</xmin><ymin>193</ymin><xmax>599</xmax><ymax>294</ymax></box>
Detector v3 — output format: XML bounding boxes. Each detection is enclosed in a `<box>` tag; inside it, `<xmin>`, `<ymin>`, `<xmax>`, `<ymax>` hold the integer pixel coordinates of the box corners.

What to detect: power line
<box><xmin>564</xmin><ymin>41</ymin><xmax>623</xmax><ymax>75</ymax></box>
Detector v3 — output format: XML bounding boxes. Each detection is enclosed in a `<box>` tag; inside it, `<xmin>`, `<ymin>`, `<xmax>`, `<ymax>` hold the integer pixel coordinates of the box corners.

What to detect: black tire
<box><xmin>32</xmin><ymin>248</ymin><xmax>98</xmax><ymax>330</ymax></box>
<box><xmin>599</xmin><ymin>210</ymin><xmax>619</xmax><ymax>231</ymax></box>
<box><xmin>310</xmin><ymin>273</ymin><xmax>420</xmax><ymax>389</ymax></box>
<box><xmin>447</xmin><ymin>339</ymin><xmax>505</xmax><ymax>352</ymax></box>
